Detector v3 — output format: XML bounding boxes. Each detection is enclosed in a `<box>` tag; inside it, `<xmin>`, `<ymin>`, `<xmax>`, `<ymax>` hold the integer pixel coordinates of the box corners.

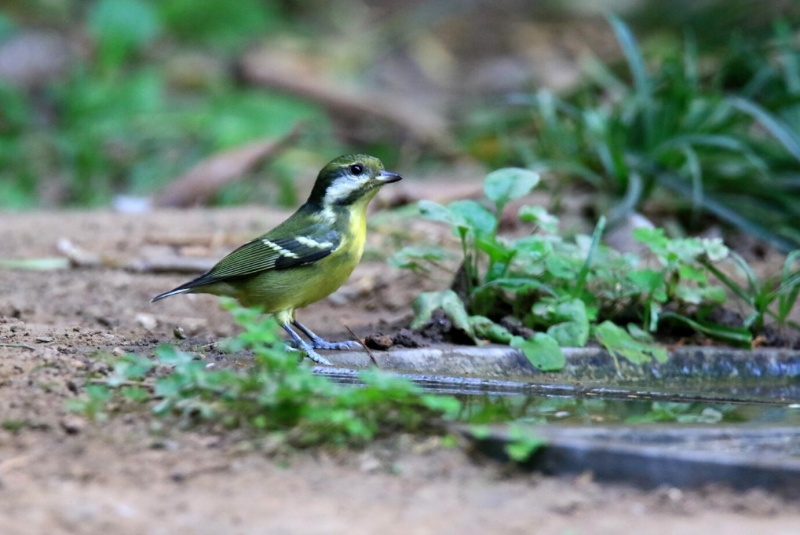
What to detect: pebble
<box><xmin>36</xmin><ymin>336</ymin><xmax>54</xmax><ymax>343</ymax></box>
<box><xmin>135</xmin><ymin>313</ymin><xmax>158</xmax><ymax>331</ymax></box>
<box><xmin>365</xmin><ymin>334</ymin><xmax>393</xmax><ymax>351</ymax></box>
<box><xmin>60</xmin><ymin>415</ymin><xmax>86</xmax><ymax>435</ymax></box>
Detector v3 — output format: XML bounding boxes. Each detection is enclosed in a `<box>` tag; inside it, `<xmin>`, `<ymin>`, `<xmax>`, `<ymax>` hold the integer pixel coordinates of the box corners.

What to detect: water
<box><xmin>317</xmin><ymin>367</ymin><xmax>800</xmax><ymax>426</ymax></box>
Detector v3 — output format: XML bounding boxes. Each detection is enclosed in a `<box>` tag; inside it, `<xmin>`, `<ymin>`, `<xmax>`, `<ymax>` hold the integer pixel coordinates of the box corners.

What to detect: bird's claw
<box><xmin>304</xmin><ymin>348</ymin><xmax>333</xmax><ymax>366</ymax></box>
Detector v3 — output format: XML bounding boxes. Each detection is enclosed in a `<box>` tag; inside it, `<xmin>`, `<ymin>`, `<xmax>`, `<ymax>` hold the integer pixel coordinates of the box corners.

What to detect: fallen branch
<box><xmin>57</xmin><ymin>239</ymin><xmax>214</xmax><ymax>274</ymax></box>
<box><xmin>240</xmin><ymin>51</ymin><xmax>458</xmax><ymax>157</ymax></box>
<box><xmin>154</xmin><ymin>123</ymin><xmax>305</xmax><ymax>208</ymax></box>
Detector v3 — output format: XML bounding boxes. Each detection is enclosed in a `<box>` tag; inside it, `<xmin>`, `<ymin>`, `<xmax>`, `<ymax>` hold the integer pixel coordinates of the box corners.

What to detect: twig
<box><xmin>345</xmin><ymin>325</ymin><xmax>378</xmax><ymax>366</ymax></box>
<box><xmin>0</xmin><ymin>343</ymin><xmax>36</xmax><ymax>351</ymax></box>
<box><xmin>154</xmin><ymin>123</ymin><xmax>305</xmax><ymax>208</ymax></box>
<box><xmin>57</xmin><ymin>238</ymin><xmax>215</xmax><ymax>274</ymax></box>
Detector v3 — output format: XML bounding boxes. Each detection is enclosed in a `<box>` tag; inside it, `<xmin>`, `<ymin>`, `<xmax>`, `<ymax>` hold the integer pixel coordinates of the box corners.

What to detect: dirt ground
<box><xmin>2</xmin><ymin>208</ymin><xmax>800</xmax><ymax>535</ymax></box>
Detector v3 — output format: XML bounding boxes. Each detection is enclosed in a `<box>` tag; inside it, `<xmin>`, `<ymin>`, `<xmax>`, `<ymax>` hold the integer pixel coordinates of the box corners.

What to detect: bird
<box><xmin>151</xmin><ymin>154</ymin><xmax>402</xmax><ymax>365</ymax></box>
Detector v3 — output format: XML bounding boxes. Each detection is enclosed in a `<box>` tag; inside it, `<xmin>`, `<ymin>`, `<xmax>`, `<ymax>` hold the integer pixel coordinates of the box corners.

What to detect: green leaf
<box><xmin>89</xmin><ymin>0</ymin><xmax>160</xmax><ymax>67</ymax></box>
<box><xmin>532</xmin><ymin>298</ymin><xmax>590</xmax><ymax>347</ymax></box>
<box><xmin>388</xmin><ymin>246</ymin><xmax>448</xmax><ymax>272</ymax></box>
<box><xmin>469</xmin><ymin>316</ymin><xmax>514</xmax><ymax>344</ymax></box>
<box><xmin>730</xmin><ymin>97</ymin><xmax>800</xmax><ymax>163</ymax></box>
<box><xmin>518</xmin><ymin>205</ymin><xmax>559</xmax><ymax>233</ymax></box>
<box><xmin>483</xmin><ymin>168</ymin><xmax>540</xmax><ymax>213</ymax></box>
<box><xmin>511</xmin><ymin>334</ymin><xmax>566</xmax><ymax>371</ymax></box>
<box><xmin>155</xmin><ymin>344</ymin><xmax>195</xmax><ymax>366</ymax></box>
<box><xmin>418</xmin><ymin>200</ymin><xmax>463</xmax><ymax>226</ymax></box>
<box><xmin>448</xmin><ymin>200</ymin><xmax>497</xmax><ymax>238</ymax></box>
<box><xmin>594</xmin><ymin>321</ymin><xmax>668</xmax><ymax>365</ymax></box>
<box><xmin>411</xmin><ymin>290</ymin><xmax>476</xmax><ymax>341</ymax></box>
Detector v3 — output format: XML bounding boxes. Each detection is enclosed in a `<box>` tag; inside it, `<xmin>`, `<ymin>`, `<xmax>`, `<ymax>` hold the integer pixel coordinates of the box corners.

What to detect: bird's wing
<box><xmin>176</xmin><ymin>224</ymin><xmax>341</xmax><ymax>289</ymax></box>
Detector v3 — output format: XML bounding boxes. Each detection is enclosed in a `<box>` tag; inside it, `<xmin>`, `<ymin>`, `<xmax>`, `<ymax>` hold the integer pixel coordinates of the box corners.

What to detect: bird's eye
<box><xmin>349</xmin><ymin>164</ymin><xmax>364</xmax><ymax>176</ymax></box>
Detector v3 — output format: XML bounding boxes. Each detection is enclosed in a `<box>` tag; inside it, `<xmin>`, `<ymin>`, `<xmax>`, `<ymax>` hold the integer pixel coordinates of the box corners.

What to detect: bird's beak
<box><xmin>376</xmin><ymin>170</ymin><xmax>403</xmax><ymax>184</ymax></box>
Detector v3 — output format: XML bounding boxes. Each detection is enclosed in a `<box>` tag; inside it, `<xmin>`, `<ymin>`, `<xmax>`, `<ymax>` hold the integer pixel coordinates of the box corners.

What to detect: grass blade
<box><xmin>607</xmin><ymin>14</ymin><xmax>653</xmax><ymax>144</ymax></box>
<box><xmin>661</xmin><ymin>311</ymin><xmax>752</xmax><ymax>346</ymax></box>
<box><xmin>572</xmin><ymin>216</ymin><xmax>606</xmax><ymax>299</ymax></box>
<box><xmin>730</xmin><ymin>97</ymin><xmax>800</xmax><ymax>163</ymax></box>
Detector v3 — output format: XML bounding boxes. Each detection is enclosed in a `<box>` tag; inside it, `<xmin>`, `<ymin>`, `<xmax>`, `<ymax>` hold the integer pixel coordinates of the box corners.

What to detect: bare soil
<box><xmin>1</xmin><ymin>208</ymin><xmax>799</xmax><ymax>534</ymax></box>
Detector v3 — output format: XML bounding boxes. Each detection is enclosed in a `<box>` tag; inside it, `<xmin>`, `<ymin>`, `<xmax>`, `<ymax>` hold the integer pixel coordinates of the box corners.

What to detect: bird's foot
<box><xmin>310</xmin><ymin>339</ymin><xmax>361</xmax><ymax>351</ymax></box>
<box><xmin>287</xmin><ymin>344</ymin><xmax>332</xmax><ymax>365</ymax></box>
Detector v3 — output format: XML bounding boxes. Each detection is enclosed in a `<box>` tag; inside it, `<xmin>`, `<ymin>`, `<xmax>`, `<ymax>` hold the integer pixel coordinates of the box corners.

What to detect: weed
<box><xmin>69</xmin><ymin>298</ymin><xmax>461</xmax><ymax>448</ymax></box>
<box><xmin>393</xmin><ymin>167</ymin><xmax>800</xmax><ymax>370</ymax></box>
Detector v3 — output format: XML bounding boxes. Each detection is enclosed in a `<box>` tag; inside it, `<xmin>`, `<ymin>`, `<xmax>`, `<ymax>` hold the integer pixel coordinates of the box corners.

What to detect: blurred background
<box><xmin>1</xmin><ymin>0</ymin><xmax>799</xmax><ymax>249</ymax></box>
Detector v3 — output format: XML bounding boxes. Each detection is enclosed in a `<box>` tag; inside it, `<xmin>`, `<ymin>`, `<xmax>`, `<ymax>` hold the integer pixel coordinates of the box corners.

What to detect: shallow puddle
<box><xmin>317</xmin><ymin>367</ymin><xmax>800</xmax><ymax>427</ymax></box>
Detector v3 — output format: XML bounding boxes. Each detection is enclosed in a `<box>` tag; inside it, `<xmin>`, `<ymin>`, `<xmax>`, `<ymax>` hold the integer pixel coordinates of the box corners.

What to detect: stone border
<box><xmin>325</xmin><ymin>345</ymin><xmax>800</xmax><ymax>380</ymax></box>
<box><xmin>465</xmin><ymin>425</ymin><xmax>800</xmax><ymax>495</ymax></box>
<box><xmin>320</xmin><ymin>345</ymin><xmax>800</xmax><ymax>402</ymax></box>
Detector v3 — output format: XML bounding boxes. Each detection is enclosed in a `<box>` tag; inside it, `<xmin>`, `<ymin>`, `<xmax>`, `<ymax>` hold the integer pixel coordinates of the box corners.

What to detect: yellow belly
<box><xmin>202</xmin><ymin>199</ymin><xmax>369</xmax><ymax>323</ymax></box>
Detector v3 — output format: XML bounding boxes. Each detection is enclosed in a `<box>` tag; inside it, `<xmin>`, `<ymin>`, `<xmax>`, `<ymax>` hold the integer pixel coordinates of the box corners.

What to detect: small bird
<box><xmin>152</xmin><ymin>154</ymin><xmax>402</xmax><ymax>365</ymax></box>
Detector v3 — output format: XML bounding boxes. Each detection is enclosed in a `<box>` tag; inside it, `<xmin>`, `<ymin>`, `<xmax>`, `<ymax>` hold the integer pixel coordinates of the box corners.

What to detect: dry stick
<box><xmin>57</xmin><ymin>238</ymin><xmax>215</xmax><ymax>274</ymax></box>
<box><xmin>0</xmin><ymin>343</ymin><xmax>36</xmax><ymax>351</ymax></box>
<box><xmin>239</xmin><ymin>54</ymin><xmax>458</xmax><ymax>158</ymax></box>
<box><xmin>154</xmin><ymin>122</ymin><xmax>306</xmax><ymax>208</ymax></box>
<box><xmin>345</xmin><ymin>325</ymin><xmax>378</xmax><ymax>366</ymax></box>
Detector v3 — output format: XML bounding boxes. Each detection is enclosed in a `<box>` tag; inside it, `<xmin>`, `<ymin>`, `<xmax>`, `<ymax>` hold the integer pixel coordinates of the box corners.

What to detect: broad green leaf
<box><xmin>511</xmin><ymin>333</ymin><xmax>566</xmax><ymax>371</ymax></box>
<box><xmin>448</xmin><ymin>200</ymin><xmax>497</xmax><ymax>238</ymax></box>
<box><xmin>627</xmin><ymin>269</ymin><xmax>667</xmax><ymax>302</ymax></box>
<box><xmin>594</xmin><ymin>321</ymin><xmax>668</xmax><ymax>365</ymax></box>
<box><xmin>388</xmin><ymin>246</ymin><xmax>448</xmax><ymax>271</ymax></box>
<box><xmin>532</xmin><ymin>298</ymin><xmax>590</xmax><ymax>347</ymax></box>
<box><xmin>518</xmin><ymin>205</ymin><xmax>559</xmax><ymax>233</ymax></box>
<box><xmin>418</xmin><ymin>200</ymin><xmax>465</xmax><ymax>228</ymax></box>
<box><xmin>484</xmin><ymin>168</ymin><xmax>540</xmax><ymax>212</ymax></box>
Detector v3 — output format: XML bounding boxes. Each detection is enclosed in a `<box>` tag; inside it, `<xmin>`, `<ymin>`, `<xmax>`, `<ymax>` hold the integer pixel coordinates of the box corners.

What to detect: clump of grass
<box><xmin>392</xmin><ymin>167</ymin><xmax>800</xmax><ymax>370</ymax></box>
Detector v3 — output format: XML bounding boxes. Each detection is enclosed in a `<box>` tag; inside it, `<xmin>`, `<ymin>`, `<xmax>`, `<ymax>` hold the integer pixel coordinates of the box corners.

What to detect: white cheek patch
<box><xmin>324</xmin><ymin>176</ymin><xmax>370</xmax><ymax>204</ymax></box>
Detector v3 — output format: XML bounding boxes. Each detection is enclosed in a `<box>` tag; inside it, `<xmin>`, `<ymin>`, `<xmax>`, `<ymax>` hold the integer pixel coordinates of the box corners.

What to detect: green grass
<box><xmin>466</xmin><ymin>17</ymin><xmax>800</xmax><ymax>252</ymax></box>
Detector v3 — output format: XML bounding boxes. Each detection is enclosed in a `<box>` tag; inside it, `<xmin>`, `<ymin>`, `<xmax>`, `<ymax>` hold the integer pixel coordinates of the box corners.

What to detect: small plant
<box><xmin>69</xmin><ymin>298</ymin><xmax>461</xmax><ymax>447</ymax></box>
<box><xmin>392</xmin><ymin>167</ymin><xmax>800</xmax><ymax>371</ymax></box>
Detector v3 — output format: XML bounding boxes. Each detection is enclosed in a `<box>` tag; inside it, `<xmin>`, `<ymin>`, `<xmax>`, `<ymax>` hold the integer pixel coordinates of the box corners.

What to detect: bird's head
<box><xmin>308</xmin><ymin>154</ymin><xmax>402</xmax><ymax>207</ymax></box>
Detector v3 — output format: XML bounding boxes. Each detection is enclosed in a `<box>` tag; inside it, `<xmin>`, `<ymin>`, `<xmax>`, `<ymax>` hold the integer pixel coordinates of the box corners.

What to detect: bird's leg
<box><xmin>281</xmin><ymin>324</ymin><xmax>332</xmax><ymax>365</ymax></box>
<box><xmin>292</xmin><ymin>321</ymin><xmax>361</xmax><ymax>351</ymax></box>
